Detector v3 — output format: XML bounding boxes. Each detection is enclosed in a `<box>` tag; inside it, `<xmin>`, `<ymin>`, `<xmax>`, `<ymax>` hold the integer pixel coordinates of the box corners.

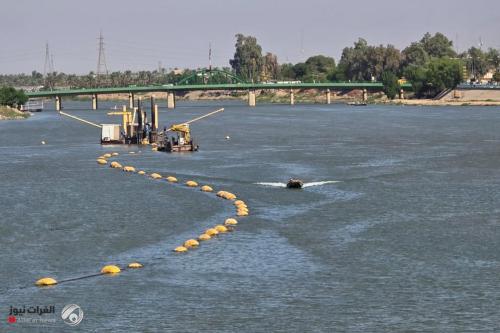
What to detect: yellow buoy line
<box><xmin>35</xmin><ymin>152</ymin><xmax>250</xmax><ymax>287</ymax></box>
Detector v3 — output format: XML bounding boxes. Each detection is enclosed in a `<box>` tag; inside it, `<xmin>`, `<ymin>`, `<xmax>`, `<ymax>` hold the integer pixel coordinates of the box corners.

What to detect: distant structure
<box><xmin>96</xmin><ymin>31</ymin><xmax>109</xmax><ymax>86</ymax></box>
<box><xmin>43</xmin><ymin>42</ymin><xmax>55</xmax><ymax>89</ymax></box>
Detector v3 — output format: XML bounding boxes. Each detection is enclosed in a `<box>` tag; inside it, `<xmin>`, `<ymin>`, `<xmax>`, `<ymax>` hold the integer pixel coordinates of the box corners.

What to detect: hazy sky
<box><xmin>1</xmin><ymin>0</ymin><xmax>499</xmax><ymax>74</ymax></box>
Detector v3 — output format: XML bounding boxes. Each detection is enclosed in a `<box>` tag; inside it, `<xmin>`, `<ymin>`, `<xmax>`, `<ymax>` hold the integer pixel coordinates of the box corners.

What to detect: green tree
<box><xmin>303</xmin><ymin>55</ymin><xmax>336</xmax><ymax>82</ymax></box>
<box><xmin>229</xmin><ymin>34</ymin><xmax>263</xmax><ymax>82</ymax></box>
<box><xmin>0</xmin><ymin>86</ymin><xmax>28</xmax><ymax>107</ymax></box>
<box><xmin>381</xmin><ymin>71</ymin><xmax>400</xmax><ymax>99</ymax></box>
<box><xmin>420</xmin><ymin>32</ymin><xmax>456</xmax><ymax>58</ymax></box>
<box><xmin>493</xmin><ymin>71</ymin><xmax>500</xmax><ymax>83</ymax></box>
<box><xmin>261</xmin><ymin>52</ymin><xmax>279</xmax><ymax>81</ymax></box>
<box><xmin>402</xmin><ymin>42</ymin><xmax>429</xmax><ymax>69</ymax></box>
<box><xmin>405</xmin><ymin>58</ymin><xmax>462</xmax><ymax>97</ymax></box>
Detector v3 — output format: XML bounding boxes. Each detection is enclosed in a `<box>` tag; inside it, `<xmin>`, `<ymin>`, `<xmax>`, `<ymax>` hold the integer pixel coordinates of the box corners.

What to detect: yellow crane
<box><xmin>158</xmin><ymin>107</ymin><xmax>224</xmax><ymax>152</ymax></box>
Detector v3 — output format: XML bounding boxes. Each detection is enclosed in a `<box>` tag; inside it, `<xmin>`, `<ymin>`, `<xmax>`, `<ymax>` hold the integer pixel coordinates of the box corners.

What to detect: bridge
<box><xmin>25</xmin><ymin>78</ymin><xmax>412</xmax><ymax>110</ymax></box>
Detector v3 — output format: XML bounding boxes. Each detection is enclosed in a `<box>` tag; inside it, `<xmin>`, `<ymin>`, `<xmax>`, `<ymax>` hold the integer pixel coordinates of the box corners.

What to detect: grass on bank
<box><xmin>0</xmin><ymin>105</ymin><xmax>30</xmax><ymax>120</ymax></box>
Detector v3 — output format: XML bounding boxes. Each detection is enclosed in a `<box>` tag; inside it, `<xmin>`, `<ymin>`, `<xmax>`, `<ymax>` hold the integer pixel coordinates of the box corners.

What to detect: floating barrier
<box><xmin>186</xmin><ymin>180</ymin><xmax>198</xmax><ymax>187</ymax></box>
<box><xmin>198</xmin><ymin>234</ymin><xmax>211</xmax><ymax>241</ymax></box>
<box><xmin>97</xmin><ymin>158</ymin><xmax>107</xmax><ymax>165</ymax></box>
<box><xmin>184</xmin><ymin>239</ymin><xmax>200</xmax><ymax>248</ymax></box>
<box><xmin>150</xmin><ymin>173</ymin><xmax>162</xmax><ymax>179</ymax></box>
<box><xmin>215</xmin><ymin>225</ymin><xmax>228</xmax><ymax>233</ymax></box>
<box><xmin>35</xmin><ymin>277</ymin><xmax>57</xmax><ymax>286</ymax></box>
<box><xmin>224</xmin><ymin>218</ymin><xmax>238</xmax><ymax>226</ymax></box>
<box><xmin>174</xmin><ymin>246</ymin><xmax>188</xmax><ymax>252</ymax></box>
<box><xmin>205</xmin><ymin>228</ymin><xmax>219</xmax><ymax>236</ymax></box>
<box><xmin>166</xmin><ymin>176</ymin><xmax>178</xmax><ymax>183</ymax></box>
<box><xmin>110</xmin><ymin>161</ymin><xmax>122</xmax><ymax>169</ymax></box>
<box><xmin>101</xmin><ymin>265</ymin><xmax>121</xmax><ymax>274</ymax></box>
<box><xmin>123</xmin><ymin>166</ymin><xmax>136</xmax><ymax>172</ymax></box>
<box><xmin>128</xmin><ymin>262</ymin><xmax>143</xmax><ymax>269</ymax></box>
<box><xmin>200</xmin><ymin>185</ymin><xmax>213</xmax><ymax>192</ymax></box>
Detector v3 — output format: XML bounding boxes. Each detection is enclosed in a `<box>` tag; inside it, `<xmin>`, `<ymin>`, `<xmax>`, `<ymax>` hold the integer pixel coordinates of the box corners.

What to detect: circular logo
<box><xmin>61</xmin><ymin>304</ymin><xmax>84</xmax><ymax>326</ymax></box>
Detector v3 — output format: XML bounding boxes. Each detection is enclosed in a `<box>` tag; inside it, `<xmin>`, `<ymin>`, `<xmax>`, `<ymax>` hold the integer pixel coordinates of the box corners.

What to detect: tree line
<box><xmin>1</xmin><ymin>32</ymin><xmax>499</xmax><ymax>99</ymax></box>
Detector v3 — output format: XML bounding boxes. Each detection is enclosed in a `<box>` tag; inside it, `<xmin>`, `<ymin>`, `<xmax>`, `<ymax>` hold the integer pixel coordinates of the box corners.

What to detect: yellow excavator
<box><xmin>157</xmin><ymin>108</ymin><xmax>224</xmax><ymax>152</ymax></box>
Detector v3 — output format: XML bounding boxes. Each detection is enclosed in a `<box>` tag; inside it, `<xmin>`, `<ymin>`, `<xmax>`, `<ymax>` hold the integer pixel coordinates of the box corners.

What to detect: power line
<box><xmin>96</xmin><ymin>30</ymin><xmax>109</xmax><ymax>86</ymax></box>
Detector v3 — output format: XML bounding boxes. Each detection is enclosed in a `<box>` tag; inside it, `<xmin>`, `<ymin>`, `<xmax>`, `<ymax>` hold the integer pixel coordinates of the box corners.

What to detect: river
<box><xmin>1</xmin><ymin>101</ymin><xmax>499</xmax><ymax>331</ymax></box>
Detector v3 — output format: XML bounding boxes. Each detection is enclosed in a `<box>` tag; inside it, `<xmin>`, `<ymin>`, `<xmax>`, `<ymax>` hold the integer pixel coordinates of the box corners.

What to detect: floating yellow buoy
<box><xmin>112</xmin><ymin>152</ymin><xmax>119</xmax><ymax>156</ymax></box>
<box><xmin>200</xmin><ymin>185</ymin><xmax>213</xmax><ymax>192</ymax></box>
<box><xmin>174</xmin><ymin>246</ymin><xmax>188</xmax><ymax>252</ymax></box>
<box><xmin>151</xmin><ymin>143</ymin><xmax>158</xmax><ymax>147</ymax></box>
<box><xmin>123</xmin><ymin>166</ymin><xmax>136</xmax><ymax>172</ymax></box>
<box><xmin>152</xmin><ymin>147</ymin><xmax>158</xmax><ymax>151</ymax></box>
<box><xmin>224</xmin><ymin>218</ymin><xmax>238</xmax><ymax>226</ymax></box>
<box><xmin>234</xmin><ymin>200</ymin><xmax>245</xmax><ymax>206</ymax></box>
<box><xmin>198</xmin><ymin>234</ymin><xmax>211</xmax><ymax>241</ymax></box>
<box><xmin>184</xmin><ymin>239</ymin><xmax>200</xmax><ymax>248</ymax></box>
<box><xmin>237</xmin><ymin>206</ymin><xmax>249</xmax><ymax>212</ymax></box>
<box><xmin>215</xmin><ymin>225</ymin><xmax>228</xmax><ymax>233</ymax></box>
<box><xmin>97</xmin><ymin>158</ymin><xmax>107</xmax><ymax>165</ymax></box>
<box><xmin>186</xmin><ymin>180</ymin><xmax>198</xmax><ymax>187</ymax></box>
<box><xmin>237</xmin><ymin>210</ymin><xmax>249</xmax><ymax>216</ymax></box>
<box><xmin>150</xmin><ymin>173</ymin><xmax>162</xmax><ymax>179</ymax></box>
<box><xmin>128</xmin><ymin>262</ymin><xmax>143</xmax><ymax>269</ymax></box>
<box><xmin>103</xmin><ymin>153</ymin><xmax>112</xmax><ymax>158</ymax></box>
<box><xmin>166</xmin><ymin>176</ymin><xmax>178</xmax><ymax>183</ymax></box>
<box><xmin>41</xmin><ymin>140</ymin><xmax>46</xmax><ymax>145</ymax></box>
<box><xmin>236</xmin><ymin>203</ymin><xmax>248</xmax><ymax>209</ymax></box>
<box><xmin>129</xmin><ymin>151</ymin><xmax>135</xmax><ymax>154</ymax></box>
<box><xmin>98</xmin><ymin>155</ymin><xmax>106</xmax><ymax>159</ymax></box>
<box><xmin>110</xmin><ymin>161</ymin><xmax>122</xmax><ymax>168</ymax></box>
<box><xmin>101</xmin><ymin>265</ymin><xmax>121</xmax><ymax>274</ymax></box>
<box><xmin>35</xmin><ymin>277</ymin><xmax>57</xmax><ymax>286</ymax></box>
<box><xmin>205</xmin><ymin>228</ymin><xmax>219</xmax><ymax>236</ymax></box>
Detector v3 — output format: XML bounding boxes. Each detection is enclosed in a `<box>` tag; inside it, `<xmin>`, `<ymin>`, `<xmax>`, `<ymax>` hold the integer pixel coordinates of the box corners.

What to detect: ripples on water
<box><xmin>1</xmin><ymin>102</ymin><xmax>500</xmax><ymax>331</ymax></box>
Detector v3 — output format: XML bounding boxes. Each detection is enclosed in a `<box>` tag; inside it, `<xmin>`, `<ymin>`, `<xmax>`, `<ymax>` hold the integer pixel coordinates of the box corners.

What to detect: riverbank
<box><xmin>66</xmin><ymin>88</ymin><xmax>500</xmax><ymax>106</ymax></box>
<box><xmin>0</xmin><ymin>106</ymin><xmax>30</xmax><ymax>120</ymax></box>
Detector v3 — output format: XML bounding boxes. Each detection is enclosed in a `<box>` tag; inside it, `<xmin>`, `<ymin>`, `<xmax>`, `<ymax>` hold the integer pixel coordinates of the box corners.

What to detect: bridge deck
<box><xmin>26</xmin><ymin>82</ymin><xmax>412</xmax><ymax>98</ymax></box>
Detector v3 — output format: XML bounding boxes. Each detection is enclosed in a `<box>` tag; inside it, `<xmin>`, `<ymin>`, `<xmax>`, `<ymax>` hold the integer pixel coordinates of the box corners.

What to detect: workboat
<box><xmin>286</xmin><ymin>179</ymin><xmax>304</xmax><ymax>189</ymax></box>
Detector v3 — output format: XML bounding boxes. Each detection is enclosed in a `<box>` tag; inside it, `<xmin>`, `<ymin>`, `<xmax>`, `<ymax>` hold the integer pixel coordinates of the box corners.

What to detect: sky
<box><xmin>1</xmin><ymin>0</ymin><xmax>499</xmax><ymax>74</ymax></box>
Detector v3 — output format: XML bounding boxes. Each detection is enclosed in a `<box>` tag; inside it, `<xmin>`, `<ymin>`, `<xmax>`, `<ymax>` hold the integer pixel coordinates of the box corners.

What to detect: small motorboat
<box><xmin>286</xmin><ymin>179</ymin><xmax>304</xmax><ymax>189</ymax></box>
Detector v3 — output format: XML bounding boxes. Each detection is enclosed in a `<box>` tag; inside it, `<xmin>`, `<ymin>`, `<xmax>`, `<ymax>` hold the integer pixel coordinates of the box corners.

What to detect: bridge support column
<box><xmin>362</xmin><ymin>89</ymin><xmax>368</xmax><ymax>102</ymax></box>
<box><xmin>167</xmin><ymin>92</ymin><xmax>175</xmax><ymax>109</ymax></box>
<box><xmin>128</xmin><ymin>93</ymin><xmax>134</xmax><ymax>109</ymax></box>
<box><xmin>248</xmin><ymin>90</ymin><xmax>256</xmax><ymax>107</ymax></box>
<box><xmin>55</xmin><ymin>95</ymin><xmax>62</xmax><ymax>111</ymax></box>
<box><xmin>399</xmin><ymin>89</ymin><xmax>405</xmax><ymax>100</ymax></box>
<box><xmin>92</xmin><ymin>94</ymin><xmax>98</xmax><ymax>110</ymax></box>
<box><xmin>290</xmin><ymin>90</ymin><xmax>295</xmax><ymax>105</ymax></box>
<box><xmin>326</xmin><ymin>89</ymin><xmax>331</xmax><ymax>104</ymax></box>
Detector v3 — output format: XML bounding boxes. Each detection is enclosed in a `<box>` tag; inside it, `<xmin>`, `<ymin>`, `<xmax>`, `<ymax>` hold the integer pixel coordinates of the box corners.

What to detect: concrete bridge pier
<box><xmin>248</xmin><ymin>90</ymin><xmax>256</xmax><ymax>107</ymax></box>
<box><xmin>128</xmin><ymin>93</ymin><xmax>135</xmax><ymax>109</ymax></box>
<box><xmin>362</xmin><ymin>89</ymin><xmax>368</xmax><ymax>102</ymax></box>
<box><xmin>399</xmin><ymin>89</ymin><xmax>405</xmax><ymax>99</ymax></box>
<box><xmin>92</xmin><ymin>94</ymin><xmax>98</xmax><ymax>110</ymax></box>
<box><xmin>290</xmin><ymin>89</ymin><xmax>295</xmax><ymax>105</ymax></box>
<box><xmin>167</xmin><ymin>92</ymin><xmax>175</xmax><ymax>109</ymax></box>
<box><xmin>55</xmin><ymin>95</ymin><xmax>62</xmax><ymax>111</ymax></box>
<box><xmin>326</xmin><ymin>89</ymin><xmax>331</xmax><ymax>104</ymax></box>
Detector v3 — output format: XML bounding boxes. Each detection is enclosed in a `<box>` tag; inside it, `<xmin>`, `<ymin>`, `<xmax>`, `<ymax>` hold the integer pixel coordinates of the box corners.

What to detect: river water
<box><xmin>1</xmin><ymin>101</ymin><xmax>499</xmax><ymax>332</ymax></box>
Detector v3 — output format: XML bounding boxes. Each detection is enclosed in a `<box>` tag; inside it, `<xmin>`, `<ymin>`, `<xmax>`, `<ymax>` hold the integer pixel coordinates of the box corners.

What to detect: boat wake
<box><xmin>255</xmin><ymin>181</ymin><xmax>340</xmax><ymax>188</ymax></box>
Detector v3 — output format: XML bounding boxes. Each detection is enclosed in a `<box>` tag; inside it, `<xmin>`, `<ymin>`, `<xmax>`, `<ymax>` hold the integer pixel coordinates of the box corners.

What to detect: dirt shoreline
<box><xmin>69</xmin><ymin>89</ymin><xmax>500</xmax><ymax>106</ymax></box>
<box><xmin>0</xmin><ymin>106</ymin><xmax>30</xmax><ymax>120</ymax></box>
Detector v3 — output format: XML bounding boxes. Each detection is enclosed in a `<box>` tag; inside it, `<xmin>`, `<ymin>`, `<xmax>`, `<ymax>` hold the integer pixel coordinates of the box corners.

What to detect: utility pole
<box><xmin>43</xmin><ymin>42</ymin><xmax>55</xmax><ymax>90</ymax></box>
<box><xmin>208</xmin><ymin>42</ymin><xmax>212</xmax><ymax>71</ymax></box>
<box><xmin>96</xmin><ymin>30</ymin><xmax>109</xmax><ymax>87</ymax></box>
